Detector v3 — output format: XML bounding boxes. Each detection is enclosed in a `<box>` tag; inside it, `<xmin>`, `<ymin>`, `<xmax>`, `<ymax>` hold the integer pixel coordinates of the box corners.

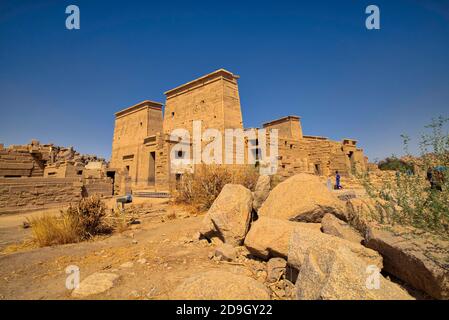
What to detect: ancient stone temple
<box><xmin>110</xmin><ymin>69</ymin><xmax>368</xmax><ymax>193</ymax></box>
<box><xmin>0</xmin><ymin>141</ymin><xmax>112</xmax><ymax>213</ymax></box>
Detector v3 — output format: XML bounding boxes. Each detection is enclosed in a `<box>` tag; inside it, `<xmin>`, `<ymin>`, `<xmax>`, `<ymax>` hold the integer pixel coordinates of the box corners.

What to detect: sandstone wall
<box><xmin>163</xmin><ymin>69</ymin><xmax>243</xmax><ymax>135</ymax></box>
<box><xmin>0</xmin><ymin>177</ymin><xmax>83</xmax><ymax>214</ymax></box>
<box><xmin>263</xmin><ymin>116</ymin><xmax>303</xmax><ymax>140</ymax></box>
<box><xmin>305</xmin><ymin>138</ymin><xmax>351</xmax><ymax>176</ymax></box>
<box><xmin>0</xmin><ymin>147</ymin><xmax>46</xmax><ymax>178</ymax></box>
<box><xmin>155</xmin><ymin>137</ymin><xmax>172</xmax><ymax>191</ymax></box>
<box><xmin>110</xmin><ymin>101</ymin><xmax>163</xmax><ymax>184</ymax></box>
<box><xmin>107</xmin><ymin>69</ymin><xmax>370</xmax><ymax>192</ymax></box>
<box><xmin>275</xmin><ymin>137</ymin><xmax>310</xmax><ymax>179</ymax></box>
<box><xmin>83</xmin><ymin>178</ymin><xmax>114</xmax><ymax>197</ymax></box>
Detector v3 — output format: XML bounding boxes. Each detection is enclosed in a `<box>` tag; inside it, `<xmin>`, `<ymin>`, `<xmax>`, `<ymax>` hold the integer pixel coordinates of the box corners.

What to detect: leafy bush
<box><xmin>378</xmin><ymin>156</ymin><xmax>414</xmax><ymax>173</ymax></box>
<box><xmin>359</xmin><ymin>117</ymin><xmax>449</xmax><ymax>236</ymax></box>
<box><xmin>174</xmin><ymin>164</ymin><xmax>259</xmax><ymax>211</ymax></box>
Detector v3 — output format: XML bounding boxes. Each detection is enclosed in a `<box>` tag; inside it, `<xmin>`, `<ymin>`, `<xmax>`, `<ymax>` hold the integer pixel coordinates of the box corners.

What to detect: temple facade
<box><xmin>109</xmin><ymin>69</ymin><xmax>368</xmax><ymax>193</ymax></box>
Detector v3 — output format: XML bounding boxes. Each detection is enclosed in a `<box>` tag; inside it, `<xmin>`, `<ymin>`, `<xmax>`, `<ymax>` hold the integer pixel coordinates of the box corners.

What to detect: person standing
<box><xmin>335</xmin><ymin>171</ymin><xmax>341</xmax><ymax>189</ymax></box>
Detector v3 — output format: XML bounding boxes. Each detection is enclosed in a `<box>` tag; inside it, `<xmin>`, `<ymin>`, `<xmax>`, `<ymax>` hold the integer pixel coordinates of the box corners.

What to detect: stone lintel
<box><xmin>262</xmin><ymin>116</ymin><xmax>301</xmax><ymax>128</ymax></box>
<box><xmin>342</xmin><ymin>138</ymin><xmax>358</xmax><ymax>145</ymax></box>
<box><xmin>164</xmin><ymin>69</ymin><xmax>240</xmax><ymax>98</ymax></box>
<box><xmin>303</xmin><ymin>135</ymin><xmax>328</xmax><ymax>141</ymax></box>
<box><xmin>115</xmin><ymin>100</ymin><xmax>163</xmax><ymax>118</ymax></box>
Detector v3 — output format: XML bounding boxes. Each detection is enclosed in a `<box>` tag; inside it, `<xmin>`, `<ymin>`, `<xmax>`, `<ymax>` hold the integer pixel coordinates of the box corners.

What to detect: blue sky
<box><xmin>1</xmin><ymin>0</ymin><xmax>448</xmax><ymax>161</ymax></box>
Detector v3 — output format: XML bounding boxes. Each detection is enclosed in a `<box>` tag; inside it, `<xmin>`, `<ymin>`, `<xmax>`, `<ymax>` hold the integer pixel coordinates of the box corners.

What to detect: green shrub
<box><xmin>378</xmin><ymin>156</ymin><xmax>414</xmax><ymax>173</ymax></box>
<box><xmin>359</xmin><ymin>116</ymin><xmax>449</xmax><ymax>237</ymax></box>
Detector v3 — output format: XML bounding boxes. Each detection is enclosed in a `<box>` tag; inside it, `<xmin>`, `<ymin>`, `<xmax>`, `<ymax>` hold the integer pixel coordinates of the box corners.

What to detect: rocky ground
<box><xmin>0</xmin><ymin>200</ymin><xmax>292</xmax><ymax>300</ymax></box>
<box><xmin>0</xmin><ymin>173</ymin><xmax>448</xmax><ymax>300</ymax></box>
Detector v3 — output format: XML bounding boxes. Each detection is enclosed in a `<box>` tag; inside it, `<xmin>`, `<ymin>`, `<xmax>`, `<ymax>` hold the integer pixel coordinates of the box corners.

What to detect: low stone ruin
<box><xmin>0</xmin><ymin>140</ymin><xmax>113</xmax><ymax>214</ymax></box>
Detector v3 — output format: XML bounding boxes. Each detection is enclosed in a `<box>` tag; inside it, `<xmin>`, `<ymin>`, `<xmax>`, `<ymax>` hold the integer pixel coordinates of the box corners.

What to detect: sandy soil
<box><xmin>0</xmin><ymin>199</ymin><xmax>274</xmax><ymax>300</ymax></box>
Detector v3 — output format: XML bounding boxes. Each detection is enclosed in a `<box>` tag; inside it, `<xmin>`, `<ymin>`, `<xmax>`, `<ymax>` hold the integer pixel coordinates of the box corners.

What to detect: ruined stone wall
<box><xmin>328</xmin><ymin>141</ymin><xmax>353</xmax><ymax>175</ymax></box>
<box><xmin>304</xmin><ymin>137</ymin><xmax>351</xmax><ymax>176</ymax></box>
<box><xmin>0</xmin><ymin>146</ymin><xmax>46</xmax><ymax>178</ymax></box>
<box><xmin>82</xmin><ymin>178</ymin><xmax>113</xmax><ymax>197</ymax></box>
<box><xmin>1</xmin><ymin>141</ymin><xmax>106</xmax><ymax>180</ymax></box>
<box><xmin>112</xmin><ymin>171</ymin><xmax>132</xmax><ymax>196</ymax></box>
<box><xmin>44</xmin><ymin>162</ymin><xmax>84</xmax><ymax>178</ymax></box>
<box><xmin>276</xmin><ymin>137</ymin><xmax>311</xmax><ymax>179</ymax></box>
<box><xmin>351</xmin><ymin>149</ymin><xmax>368</xmax><ymax>173</ymax></box>
<box><xmin>0</xmin><ymin>178</ymin><xmax>83</xmax><ymax>214</ymax></box>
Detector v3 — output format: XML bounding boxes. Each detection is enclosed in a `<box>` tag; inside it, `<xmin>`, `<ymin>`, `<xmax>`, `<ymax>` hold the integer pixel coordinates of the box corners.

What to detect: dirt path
<box><xmin>0</xmin><ymin>201</ymin><xmax>270</xmax><ymax>300</ymax></box>
<box><xmin>0</xmin><ymin>208</ymin><xmax>63</xmax><ymax>252</ymax></box>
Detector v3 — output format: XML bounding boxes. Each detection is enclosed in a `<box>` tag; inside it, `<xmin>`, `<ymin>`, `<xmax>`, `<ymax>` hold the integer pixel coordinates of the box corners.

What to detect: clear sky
<box><xmin>1</xmin><ymin>0</ymin><xmax>448</xmax><ymax>161</ymax></box>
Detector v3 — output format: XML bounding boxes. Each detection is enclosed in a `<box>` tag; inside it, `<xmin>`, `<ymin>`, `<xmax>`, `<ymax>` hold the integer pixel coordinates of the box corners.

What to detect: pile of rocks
<box><xmin>51</xmin><ymin>145</ymin><xmax>106</xmax><ymax>167</ymax></box>
<box><xmin>176</xmin><ymin>173</ymin><xmax>449</xmax><ymax>300</ymax></box>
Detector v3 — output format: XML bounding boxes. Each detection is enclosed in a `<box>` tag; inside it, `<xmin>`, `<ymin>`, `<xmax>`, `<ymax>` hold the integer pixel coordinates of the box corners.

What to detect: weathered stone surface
<box><xmin>321</xmin><ymin>213</ymin><xmax>363</xmax><ymax>244</ymax></box>
<box><xmin>0</xmin><ymin>178</ymin><xmax>83</xmax><ymax>214</ymax></box>
<box><xmin>200</xmin><ymin>184</ymin><xmax>253</xmax><ymax>246</ymax></box>
<box><xmin>266</xmin><ymin>257</ymin><xmax>287</xmax><ymax>283</ymax></box>
<box><xmin>108</xmin><ymin>70</ymin><xmax>369</xmax><ymax>193</ymax></box>
<box><xmin>244</xmin><ymin>216</ymin><xmax>320</xmax><ymax>260</ymax></box>
<box><xmin>119</xmin><ymin>261</ymin><xmax>134</xmax><ymax>269</ymax></box>
<box><xmin>258</xmin><ymin>173</ymin><xmax>345</xmax><ymax>222</ymax></box>
<box><xmin>345</xmin><ymin>197</ymin><xmax>387</xmax><ymax>234</ymax></box>
<box><xmin>295</xmin><ymin>246</ymin><xmax>414</xmax><ymax>300</ymax></box>
<box><xmin>365</xmin><ymin>226</ymin><xmax>449</xmax><ymax>300</ymax></box>
<box><xmin>210</xmin><ymin>237</ymin><xmax>224</xmax><ymax>246</ymax></box>
<box><xmin>244</xmin><ymin>216</ymin><xmax>381</xmax><ymax>272</ymax></box>
<box><xmin>72</xmin><ymin>273</ymin><xmax>120</xmax><ymax>298</ymax></box>
<box><xmin>288</xmin><ymin>225</ymin><xmax>382</xmax><ymax>271</ymax></box>
<box><xmin>215</xmin><ymin>244</ymin><xmax>237</xmax><ymax>262</ymax></box>
<box><xmin>171</xmin><ymin>270</ymin><xmax>270</xmax><ymax>300</ymax></box>
<box><xmin>252</xmin><ymin>175</ymin><xmax>271</xmax><ymax>212</ymax></box>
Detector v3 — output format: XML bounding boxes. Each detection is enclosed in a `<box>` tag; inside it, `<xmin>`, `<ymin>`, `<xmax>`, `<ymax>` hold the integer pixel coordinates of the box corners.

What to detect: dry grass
<box><xmin>106</xmin><ymin>209</ymin><xmax>137</xmax><ymax>233</ymax></box>
<box><xmin>174</xmin><ymin>164</ymin><xmax>259</xmax><ymax>211</ymax></box>
<box><xmin>28</xmin><ymin>214</ymin><xmax>80</xmax><ymax>247</ymax></box>
<box><xmin>1</xmin><ymin>240</ymin><xmax>37</xmax><ymax>254</ymax></box>
<box><xmin>270</xmin><ymin>175</ymin><xmax>284</xmax><ymax>190</ymax></box>
<box><xmin>166</xmin><ymin>210</ymin><xmax>177</xmax><ymax>220</ymax></box>
<box><xmin>28</xmin><ymin>196</ymin><xmax>112</xmax><ymax>247</ymax></box>
<box><xmin>65</xmin><ymin>195</ymin><xmax>111</xmax><ymax>239</ymax></box>
<box><xmin>234</xmin><ymin>165</ymin><xmax>260</xmax><ymax>191</ymax></box>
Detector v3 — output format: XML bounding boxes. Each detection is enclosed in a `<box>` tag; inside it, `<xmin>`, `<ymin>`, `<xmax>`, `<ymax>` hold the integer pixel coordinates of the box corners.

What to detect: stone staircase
<box><xmin>132</xmin><ymin>190</ymin><xmax>170</xmax><ymax>198</ymax></box>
